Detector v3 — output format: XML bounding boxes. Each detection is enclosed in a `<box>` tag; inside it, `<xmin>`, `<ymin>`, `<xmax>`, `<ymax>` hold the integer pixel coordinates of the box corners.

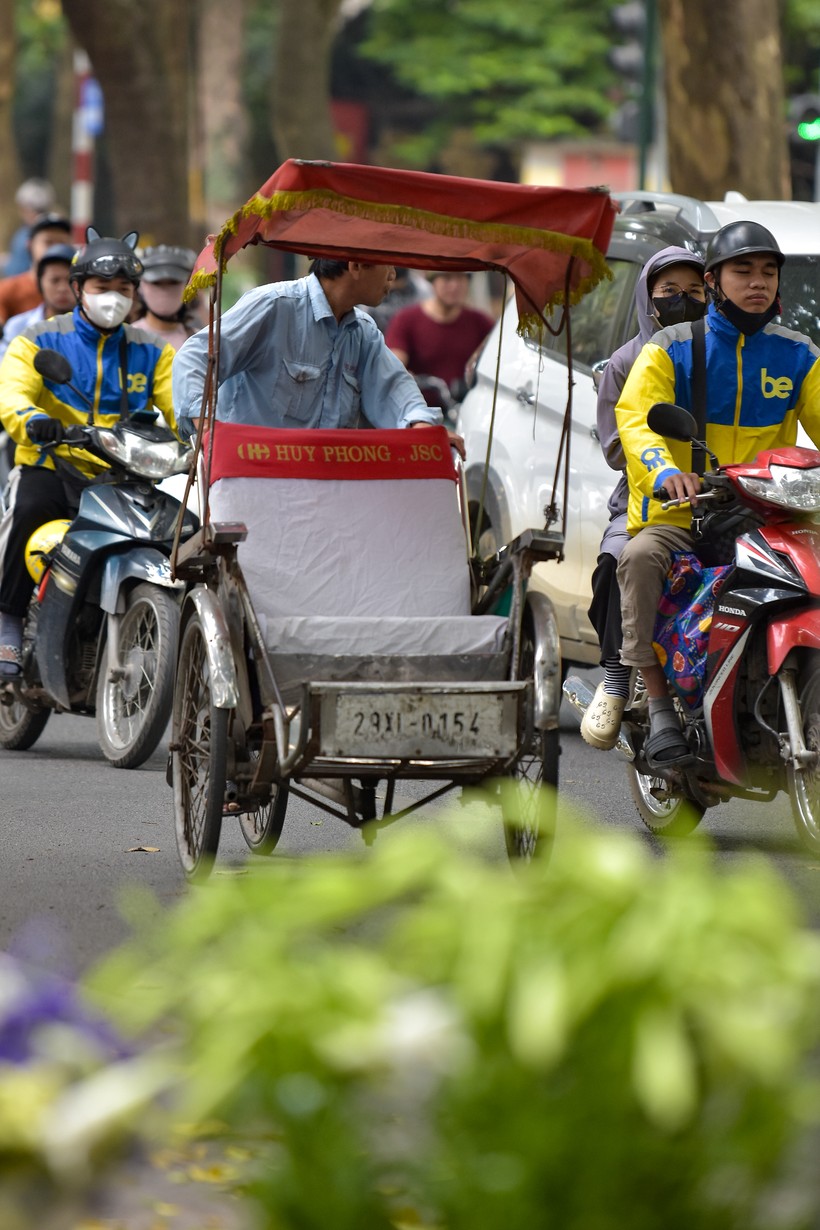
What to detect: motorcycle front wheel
<box><xmin>172</xmin><ymin>611</ymin><xmax>227</xmax><ymax>881</ymax></box>
<box><xmin>96</xmin><ymin>582</ymin><xmax>180</xmax><ymax>769</ymax></box>
<box><xmin>0</xmin><ymin>688</ymin><xmax>50</xmax><ymax>750</ymax></box>
<box><xmin>787</xmin><ymin>656</ymin><xmax>820</xmax><ymax>856</ymax></box>
<box><xmin>628</xmin><ymin>764</ymin><xmax>705</xmax><ymax>837</ymax></box>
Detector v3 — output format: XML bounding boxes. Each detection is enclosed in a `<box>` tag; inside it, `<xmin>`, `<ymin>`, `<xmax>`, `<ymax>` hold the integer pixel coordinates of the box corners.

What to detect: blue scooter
<box><xmin>0</xmin><ymin>349</ymin><xmax>197</xmax><ymax>768</ymax></box>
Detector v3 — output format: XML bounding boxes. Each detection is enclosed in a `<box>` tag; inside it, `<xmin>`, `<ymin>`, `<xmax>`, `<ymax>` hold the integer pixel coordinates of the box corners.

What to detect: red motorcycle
<box><xmin>565</xmin><ymin>402</ymin><xmax>820</xmax><ymax>855</ymax></box>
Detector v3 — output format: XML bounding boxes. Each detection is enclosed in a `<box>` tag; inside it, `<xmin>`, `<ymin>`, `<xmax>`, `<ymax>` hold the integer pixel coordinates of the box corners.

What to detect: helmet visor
<box><xmin>84</xmin><ymin>252</ymin><xmax>144</xmax><ymax>280</ymax></box>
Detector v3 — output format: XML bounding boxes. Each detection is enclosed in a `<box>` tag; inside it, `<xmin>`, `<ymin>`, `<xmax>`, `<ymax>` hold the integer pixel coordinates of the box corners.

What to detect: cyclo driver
<box><xmin>0</xmin><ymin>229</ymin><xmax>179</xmax><ymax>677</ymax></box>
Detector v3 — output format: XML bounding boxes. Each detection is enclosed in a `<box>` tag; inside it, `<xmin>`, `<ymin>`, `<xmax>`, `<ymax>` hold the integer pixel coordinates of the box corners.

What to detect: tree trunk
<box><xmin>61</xmin><ymin>0</ymin><xmax>195</xmax><ymax>246</ymax></box>
<box><xmin>271</xmin><ymin>0</ymin><xmax>343</xmax><ymax>160</ymax></box>
<box><xmin>47</xmin><ymin>38</ymin><xmax>78</xmax><ymax>218</ymax></box>
<box><xmin>659</xmin><ymin>0</ymin><xmax>790</xmax><ymax>200</ymax></box>
<box><xmin>0</xmin><ymin>2</ymin><xmax>21</xmax><ymax>255</ymax></box>
<box><xmin>195</xmin><ymin>0</ymin><xmax>248</xmax><ymax>239</ymax></box>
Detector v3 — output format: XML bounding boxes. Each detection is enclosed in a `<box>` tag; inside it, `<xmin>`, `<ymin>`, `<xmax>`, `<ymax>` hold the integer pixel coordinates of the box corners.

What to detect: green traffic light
<box><xmin>797</xmin><ymin>116</ymin><xmax>820</xmax><ymax>141</ymax></box>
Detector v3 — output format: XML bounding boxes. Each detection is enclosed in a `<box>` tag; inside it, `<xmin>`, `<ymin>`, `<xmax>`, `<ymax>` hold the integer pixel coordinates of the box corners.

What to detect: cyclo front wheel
<box><xmin>172</xmin><ymin>611</ymin><xmax>227</xmax><ymax>881</ymax></box>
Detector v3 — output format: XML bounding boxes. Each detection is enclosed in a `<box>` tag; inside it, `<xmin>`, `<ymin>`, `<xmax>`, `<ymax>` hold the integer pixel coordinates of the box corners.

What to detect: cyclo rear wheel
<box><xmin>502</xmin><ymin>610</ymin><xmax>558</xmax><ymax>862</ymax></box>
<box><xmin>172</xmin><ymin>611</ymin><xmax>227</xmax><ymax>881</ymax></box>
<box><xmin>238</xmin><ymin>784</ymin><xmax>289</xmax><ymax>854</ymax></box>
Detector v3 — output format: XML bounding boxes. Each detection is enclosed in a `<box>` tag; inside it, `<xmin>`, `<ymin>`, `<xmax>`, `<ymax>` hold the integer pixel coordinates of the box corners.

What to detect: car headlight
<box><xmin>738</xmin><ymin>464</ymin><xmax>820</xmax><ymax>511</ymax></box>
<box><xmin>95</xmin><ymin>428</ymin><xmax>192</xmax><ymax>480</ymax></box>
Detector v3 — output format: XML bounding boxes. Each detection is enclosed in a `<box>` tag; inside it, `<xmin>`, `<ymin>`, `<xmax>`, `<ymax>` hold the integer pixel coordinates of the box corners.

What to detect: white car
<box><xmin>457</xmin><ymin>192</ymin><xmax>820</xmax><ymax>669</ymax></box>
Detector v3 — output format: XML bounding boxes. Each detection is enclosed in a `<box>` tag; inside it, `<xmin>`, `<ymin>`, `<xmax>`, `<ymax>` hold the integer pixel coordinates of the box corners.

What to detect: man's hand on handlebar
<box><xmin>408</xmin><ymin>419</ymin><xmax>465</xmax><ymax>460</ymax></box>
<box><xmin>656</xmin><ymin>470</ymin><xmax>701</xmax><ymax>507</ymax></box>
<box><xmin>26</xmin><ymin>415</ymin><xmax>64</xmax><ymax>445</ymax></box>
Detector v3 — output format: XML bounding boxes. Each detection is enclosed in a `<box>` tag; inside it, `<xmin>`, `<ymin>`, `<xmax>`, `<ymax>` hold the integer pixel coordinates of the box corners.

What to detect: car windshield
<box><xmin>780</xmin><ymin>257</ymin><xmax>820</xmax><ymax>346</ymax></box>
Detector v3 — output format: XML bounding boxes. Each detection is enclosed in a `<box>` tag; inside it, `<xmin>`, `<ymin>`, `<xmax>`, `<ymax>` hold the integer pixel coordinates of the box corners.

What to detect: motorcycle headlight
<box><xmin>95</xmin><ymin>428</ymin><xmax>192</xmax><ymax>480</ymax></box>
<box><xmin>738</xmin><ymin>465</ymin><xmax>820</xmax><ymax>512</ymax></box>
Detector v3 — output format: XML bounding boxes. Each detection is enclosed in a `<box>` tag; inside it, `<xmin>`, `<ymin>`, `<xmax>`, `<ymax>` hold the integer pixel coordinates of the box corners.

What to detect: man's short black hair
<box><xmin>309</xmin><ymin>258</ymin><xmax>348</xmax><ymax>280</ymax></box>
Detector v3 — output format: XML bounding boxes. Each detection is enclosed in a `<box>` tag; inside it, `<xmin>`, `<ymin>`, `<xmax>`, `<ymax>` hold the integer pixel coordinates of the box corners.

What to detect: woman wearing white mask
<box><xmin>0</xmin><ymin>228</ymin><xmax>179</xmax><ymax>676</ymax></box>
<box><xmin>131</xmin><ymin>245</ymin><xmax>200</xmax><ymax>352</ymax></box>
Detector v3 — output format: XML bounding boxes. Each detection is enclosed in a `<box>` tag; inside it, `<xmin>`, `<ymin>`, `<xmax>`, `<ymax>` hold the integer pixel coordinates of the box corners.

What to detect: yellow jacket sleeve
<box><xmin>150</xmin><ymin>342</ymin><xmax>180</xmax><ymax>439</ymax></box>
<box><xmin>0</xmin><ymin>336</ymin><xmax>69</xmax><ymax>446</ymax></box>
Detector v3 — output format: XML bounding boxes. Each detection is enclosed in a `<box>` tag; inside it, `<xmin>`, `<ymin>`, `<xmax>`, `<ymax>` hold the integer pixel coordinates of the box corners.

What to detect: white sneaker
<box><xmin>580</xmin><ymin>682</ymin><xmax>626</xmax><ymax>751</ymax></box>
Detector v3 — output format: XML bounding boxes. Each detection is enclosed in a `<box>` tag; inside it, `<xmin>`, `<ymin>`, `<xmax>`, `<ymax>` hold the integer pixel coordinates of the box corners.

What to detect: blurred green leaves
<box><xmin>88</xmin><ymin>803</ymin><xmax>820</xmax><ymax>1229</ymax></box>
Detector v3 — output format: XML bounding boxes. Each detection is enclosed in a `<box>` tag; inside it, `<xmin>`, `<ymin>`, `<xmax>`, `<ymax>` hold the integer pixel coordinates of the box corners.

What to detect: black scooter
<box><xmin>0</xmin><ymin>349</ymin><xmax>197</xmax><ymax>768</ymax></box>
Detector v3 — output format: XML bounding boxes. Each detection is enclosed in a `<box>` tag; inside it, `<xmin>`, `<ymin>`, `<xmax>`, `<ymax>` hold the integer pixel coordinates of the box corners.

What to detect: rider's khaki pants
<box><xmin>616</xmin><ymin>524</ymin><xmax>694</xmax><ymax>668</ymax></box>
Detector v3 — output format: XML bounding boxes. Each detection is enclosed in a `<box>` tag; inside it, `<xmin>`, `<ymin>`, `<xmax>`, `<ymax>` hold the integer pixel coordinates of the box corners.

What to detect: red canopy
<box><xmin>188</xmin><ymin>159</ymin><xmax>617</xmax><ymax>327</ymax></box>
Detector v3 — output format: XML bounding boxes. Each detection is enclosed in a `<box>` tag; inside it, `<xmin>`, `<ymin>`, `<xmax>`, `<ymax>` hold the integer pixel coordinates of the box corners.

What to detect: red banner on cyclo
<box><xmin>203</xmin><ymin>423</ymin><xmax>458</xmax><ymax>483</ymax></box>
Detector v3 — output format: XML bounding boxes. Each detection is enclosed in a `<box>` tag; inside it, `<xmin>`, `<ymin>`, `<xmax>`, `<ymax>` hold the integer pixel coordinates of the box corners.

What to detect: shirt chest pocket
<box><xmin>273</xmin><ymin>359</ymin><xmax>323</xmax><ymax>424</ymax></box>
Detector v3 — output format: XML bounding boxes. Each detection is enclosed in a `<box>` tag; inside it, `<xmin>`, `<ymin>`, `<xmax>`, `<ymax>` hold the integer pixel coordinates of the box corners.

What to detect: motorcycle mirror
<box><xmin>33</xmin><ymin>348</ymin><xmax>73</xmax><ymax>386</ymax></box>
<box><xmin>647</xmin><ymin>402</ymin><xmax>698</xmax><ymax>441</ymax></box>
<box><xmin>33</xmin><ymin>347</ymin><xmax>94</xmax><ymax>422</ymax></box>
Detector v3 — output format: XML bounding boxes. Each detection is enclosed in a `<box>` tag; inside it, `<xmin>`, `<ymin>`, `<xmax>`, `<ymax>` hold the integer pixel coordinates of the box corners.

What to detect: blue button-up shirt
<box><xmin>172</xmin><ymin>274</ymin><xmax>441</xmax><ymax>438</ymax></box>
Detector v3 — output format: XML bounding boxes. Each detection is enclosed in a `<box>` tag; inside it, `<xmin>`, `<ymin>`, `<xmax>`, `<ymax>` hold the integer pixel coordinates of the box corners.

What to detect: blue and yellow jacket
<box><xmin>0</xmin><ymin>307</ymin><xmax>178</xmax><ymax>478</ymax></box>
<box><xmin>615</xmin><ymin>302</ymin><xmax>820</xmax><ymax>534</ymax></box>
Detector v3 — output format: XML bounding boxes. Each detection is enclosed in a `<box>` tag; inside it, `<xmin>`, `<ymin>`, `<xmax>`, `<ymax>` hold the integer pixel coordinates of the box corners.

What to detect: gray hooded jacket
<box><xmin>596</xmin><ymin>245</ymin><xmax>704</xmax><ymax>556</ymax></box>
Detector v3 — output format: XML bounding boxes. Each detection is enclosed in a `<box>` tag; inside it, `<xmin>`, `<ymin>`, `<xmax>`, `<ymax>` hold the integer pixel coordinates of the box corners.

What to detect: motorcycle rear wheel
<box><xmin>787</xmin><ymin>658</ymin><xmax>820</xmax><ymax>856</ymax></box>
<box><xmin>96</xmin><ymin>582</ymin><xmax>180</xmax><ymax>769</ymax></box>
<box><xmin>172</xmin><ymin>612</ymin><xmax>227</xmax><ymax>881</ymax></box>
<box><xmin>0</xmin><ymin>688</ymin><xmax>50</xmax><ymax>750</ymax></box>
<box><xmin>628</xmin><ymin>764</ymin><xmax>705</xmax><ymax>837</ymax></box>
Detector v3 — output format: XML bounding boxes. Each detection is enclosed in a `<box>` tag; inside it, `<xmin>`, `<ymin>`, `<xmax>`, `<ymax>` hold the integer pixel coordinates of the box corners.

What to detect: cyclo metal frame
<box><xmin>169</xmin><ymin>159</ymin><xmax>617</xmax><ymax>869</ymax></box>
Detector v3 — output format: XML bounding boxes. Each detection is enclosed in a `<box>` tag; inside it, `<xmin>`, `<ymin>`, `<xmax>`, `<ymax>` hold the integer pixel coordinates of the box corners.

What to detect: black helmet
<box><xmin>36</xmin><ymin>242</ymin><xmax>77</xmax><ymax>284</ymax></box>
<box><xmin>70</xmin><ymin>227</ymin><xmax>143</xmax><ymax>286</ymax></box>
<box><xmin>139</xmin><ymin>244</ymin><xmax>197</xmax><ymax>283</ymax></box>
<box><xmin>704</xmin><ymin>222</ymin><xmax>784</xmax><ymax>274</ymax></box>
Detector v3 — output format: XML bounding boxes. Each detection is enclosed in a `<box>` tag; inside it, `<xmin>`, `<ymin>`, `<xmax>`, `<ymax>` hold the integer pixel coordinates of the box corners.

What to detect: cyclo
<box><xmin>169</xmin><ymin>159</ymin><xmax>616</xmax><ymax>880</ymax></box>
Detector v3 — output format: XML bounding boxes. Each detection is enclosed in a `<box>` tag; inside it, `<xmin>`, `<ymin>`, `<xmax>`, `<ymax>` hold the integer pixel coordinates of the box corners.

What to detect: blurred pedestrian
<box><xmin>386</xmin><ymin>271</ymin><xmax>494</xmax><ymax>407</ymax></box>
<box><xmin>0</xmin><ymin>214</ymin><xmax>72</xmax><ymax>327</ymax></box>
<box><xmin>3</xmin><ymin>179</ymin><xmax>56</xmax><ymax>277</ymax></box>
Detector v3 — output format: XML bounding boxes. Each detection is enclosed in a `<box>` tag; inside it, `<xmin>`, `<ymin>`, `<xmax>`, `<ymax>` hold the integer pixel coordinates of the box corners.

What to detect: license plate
<box><xmin>322</xmin><ymin>691</ymin><xmax>516</xmax><ymax>758</ymax></box>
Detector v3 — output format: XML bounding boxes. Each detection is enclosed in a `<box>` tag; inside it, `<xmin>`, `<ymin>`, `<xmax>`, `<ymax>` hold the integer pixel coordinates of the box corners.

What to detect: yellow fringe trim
<box><xmin>186</xmin><ymin>187</ymin><xmax>612</xmax><ymax>317</ymax></box>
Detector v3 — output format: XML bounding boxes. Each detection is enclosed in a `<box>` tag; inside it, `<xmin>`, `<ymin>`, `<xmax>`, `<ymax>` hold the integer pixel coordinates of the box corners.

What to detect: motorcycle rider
<box><xmin>581</xmin><ymin>247</ymin><xmax>706</xmax><ymax>750</ymax></box>
<box><xmin>0</xmin><ymin>242</ymin><xmax>78</xmax><ymax>360</ymax></box>
<box><xmin>610</xmin><ymin>222</ymin><xmax>820</xmax><ymax>768</ymax></box>
<box><xmin>131</xmin><ymin>244</ymin><xmax>202</xmax><ymax>351</ymax></box>
<box><xmin>0</xmin><ymin>228</ymin><xmax>179</xmax><ymax>677</ymax></box>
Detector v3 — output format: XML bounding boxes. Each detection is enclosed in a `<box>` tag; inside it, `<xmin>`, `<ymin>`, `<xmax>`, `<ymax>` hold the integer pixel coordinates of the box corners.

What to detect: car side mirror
<box><xmin>591</xmin><ymin>359</ymin><xmax>609</xmax><ymax>392</ymax></box>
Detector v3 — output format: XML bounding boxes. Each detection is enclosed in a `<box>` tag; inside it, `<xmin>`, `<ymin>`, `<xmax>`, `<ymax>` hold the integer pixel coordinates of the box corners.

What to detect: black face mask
<box><xmin>717</xmin><ymin>295</ymin><xmax>780</xmax><ymax>336</ymax></box>
<box><xmin>652</xmin><ymin>293</ymin><xmax>707</xmax><ymax>328</ymax></box>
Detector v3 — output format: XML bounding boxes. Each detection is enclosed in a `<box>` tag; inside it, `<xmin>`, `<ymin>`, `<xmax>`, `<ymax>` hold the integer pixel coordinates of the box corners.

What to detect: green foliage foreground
<box><xmin>88</xmin><ymin>798</ymin><xmax>820</xmax><ymax>1229</ymax></box>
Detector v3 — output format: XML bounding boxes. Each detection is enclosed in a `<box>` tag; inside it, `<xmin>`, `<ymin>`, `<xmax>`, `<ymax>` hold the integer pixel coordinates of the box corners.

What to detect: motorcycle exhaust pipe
<box><xmin>562</xmin><ymin>675</ymin><xmax>636</xmax><ymax>762</ymax></box>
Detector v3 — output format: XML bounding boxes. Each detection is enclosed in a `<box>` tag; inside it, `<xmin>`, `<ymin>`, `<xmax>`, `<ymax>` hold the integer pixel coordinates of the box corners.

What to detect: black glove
<box><xmin>26</xmin><ymin>416</ymin><xmax>64</xmax><ymax>445</ymax></box>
